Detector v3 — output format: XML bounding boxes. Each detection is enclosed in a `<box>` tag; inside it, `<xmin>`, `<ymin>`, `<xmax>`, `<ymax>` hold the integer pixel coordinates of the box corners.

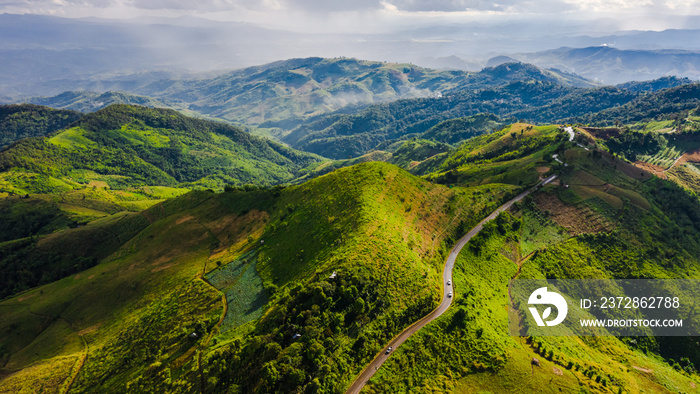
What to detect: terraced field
<box><xmin>205</xmin><ymin>251</ymin><xmax>268</xmax><ymax>332</ymax></box>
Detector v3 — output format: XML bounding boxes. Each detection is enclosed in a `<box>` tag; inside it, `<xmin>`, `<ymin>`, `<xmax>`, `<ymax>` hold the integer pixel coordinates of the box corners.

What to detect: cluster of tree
<box><xmin>567</xmin><ymin>83</ymin><xmax>700</xmax><ymax>126</ymax></box>
<box><xmin>606</xmin><ymin>130</ymin><xmax>668</xmax><ymax>161</ymax></box>
<box><xmin>203</xmin><ymin>271</ymin><xmax>435</xmax><ymax>393</ymax></box>
<box><xmin>0</xmin><ymin>237</ymin><xmax>98</xmax><ymax>299</ymax></box>
<box><xmin>0</xmin><ymin>104</ymin><xmax>82</xmax><ymax>149</ymax></box>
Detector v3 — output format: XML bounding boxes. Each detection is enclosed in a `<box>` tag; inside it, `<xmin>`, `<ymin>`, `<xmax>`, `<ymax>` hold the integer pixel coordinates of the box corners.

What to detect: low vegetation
<box><xmin>0</xmin><ymin>104</ymin><xmax>82</xmax><ymax>149</ymax></box>
<box><xmin>369</xmin><ymin>143</ymin><xmax>700</xmax><ymax>393</ymax></box>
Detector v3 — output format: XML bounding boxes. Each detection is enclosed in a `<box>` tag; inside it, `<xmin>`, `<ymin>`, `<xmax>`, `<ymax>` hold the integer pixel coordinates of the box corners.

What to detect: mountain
<box><xmin>0</xmin><ymin>104</ymin><xmax>324</xmax><ymax>241</ymax></box>
<box><xmin>279</xmin><ymin>80</ymin><xmax>592</xmax><ymax>159</ymax></box>
<box><xmin>0</xmin><ymin>104</ymin><xmax>322</xmax><ymax>192</ymax></box>
<box><xmin>0</xmin><ymin>161</ymin><xmax>517</xmax><ymax>393</ymax></box>
<box><xmin>28</xmin><ymin>91</ymin><xmax>178</xmax><ymax>114</ymax></box>
<box><xmin>617</xmin><ymin>76</ymin><xmax>695</xmax><ymax>92</ymax></box>
<box><xmin>3</xmin><ymin>121</ymin><xmax>700</xmax><ymax>393</ymax></box>
<box><xmin>0</xmin><ymin>104</ymin><xmax>83</xmax><ymax>149</ymax></box>
<box><xmin>280</xmin><ymin>78</ymin><xmax>700</xmax><ymax>159</ymax></box>
<box><xmin>515</xmin><ymin>46</ymin><xmax>700</xmax><ymax>84</ymax></box>
<box><xmin>22</xmin><ymin>58</ymin><xmax>599</xmax><ymax>133</ymax></box>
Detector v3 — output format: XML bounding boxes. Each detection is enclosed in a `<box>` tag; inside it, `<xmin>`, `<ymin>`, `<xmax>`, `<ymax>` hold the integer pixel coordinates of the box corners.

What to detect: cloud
<box><xmin>3</xmin><ymin>0</ymin><xmax>700</xmax><ymax>23</ymax></box>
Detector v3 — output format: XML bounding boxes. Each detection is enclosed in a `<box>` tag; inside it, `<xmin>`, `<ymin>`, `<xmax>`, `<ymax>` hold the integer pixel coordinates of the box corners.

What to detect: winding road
<box><xmin>345</xmin><ymin>175</ymin><xmax>558</xmax><ymax>394</ymax></box>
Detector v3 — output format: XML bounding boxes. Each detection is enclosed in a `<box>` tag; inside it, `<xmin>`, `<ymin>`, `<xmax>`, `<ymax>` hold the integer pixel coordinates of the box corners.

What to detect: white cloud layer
<box><xmin>2</xmin><ymin>0</ymin><xmax>700</xmax><ymax>32</ymax></box>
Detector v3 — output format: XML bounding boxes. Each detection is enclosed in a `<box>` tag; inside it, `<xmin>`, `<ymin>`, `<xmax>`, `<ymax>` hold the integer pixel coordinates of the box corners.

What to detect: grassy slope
<box><xmin>366</xmin><ymin>141</ymin><xmax>700</xmax><ymax>393</ymax></box>
<box><xmin>0</xmin><ymin>162</ymin><xmax>517</xmax><ymax>393</ymax></box>
<box><xmin>0</xmin><ymin>104</ymin><xmax>323</xmax><ymax>193</ymax></box>
<box><xmin>426</xmin><ymin>123</ymin><xmax>566</xmax><ymax>187</ymax></box>
<box><xmin>0</xmin><ymin>104</ymin><xmax>325</xmax><ymax>247</ymax></box>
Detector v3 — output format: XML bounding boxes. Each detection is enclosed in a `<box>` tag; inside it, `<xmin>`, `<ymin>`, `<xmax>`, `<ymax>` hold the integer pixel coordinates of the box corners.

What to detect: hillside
<box><xmin>28</xmin><ymin>91</ymin><xmax>178</xmax><ymax>114</ymax></box>
<box><xmin>0</xmin><ymin>104</ymin><xmax>324</xmax><ymax>242</ymax></box>
<box><xmin>363</xmin><ymin>127</ymin><xmax>700</xmax><ymax>394</ymax></box>
<box><xmin>281</xmin><ymin>79</ymin><xmax>700</xmax><ymax>160</ymax></box>
<box><xmin>516</xmin><ymin>46</ymin><xmax>700</xmax><ymax>84</ymax></box>
<box><xmin>617</xmin><ymin>76</ymin><xmax>695</xmax><ymax>92</ymax></box>
<box><xmin>0</xmin><ymin>104</ymin><xmax>82</xmax><ymax>149</ymax></box>
<box><xmin>3</xmin><ymin>118</ymin><xmax>700</xmax><ymax>393</ymax></box>
<box><xmin>281</xmin><ymin>80</ymin><xmax>611</xmax><ymax>159</ymax></box>
<box><xmin>0</xmin><ymin>162</ymin><xmax>517</xmax><ymax>393</ymax></box>
<box><xmin>566</xmin><ymin>83</ymin><xmax>700</xmax><ymax>126</ymax></box>
<box><xmin>0</xmin><ymin>104</ymin><xmax>322</xmax><ymax>193</ymax></box>
<box><xmin>22</xmin><ymin>58</ymin><xmax>599</xmax><ymax>133</ymax></box>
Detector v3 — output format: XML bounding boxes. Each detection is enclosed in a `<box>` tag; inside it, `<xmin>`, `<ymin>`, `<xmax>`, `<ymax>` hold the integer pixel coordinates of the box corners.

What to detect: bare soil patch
<box><xmin>536</xmin><ymin>167</ymin><xmax>551</xmax><ymax>178</ymax></box>
<box><xmin>78</xmin><ymin>324</ymin><xmax>100</xmax><ymax>336</ymax></box>
<box><xmin>677</xmin><ymin>147</ymin><xmax>700</xmax><ymax>165</ymax></box>
<box><xmin>633</xmin><ymin>366</ymin><xmax>653</xmax><ymax>374</ymax></box>
<box><xmin>17</xmin><ymin>292</ymin><xmax>37</xmax><ymax>302</ymax></box>
<box><xmin>175</xmin><ymin>215</ymin><xmax>195</xmax><ymax>225</ymax></box>
<box><xmin>151</xmin><ymin>263</ymin><xmax>175</xmax><ymax>273</ymax></box>
<box><xmin>634</xmin><ymin>160</ymin><xmax>667</xmax><ymax>179</ymax></box>
<box><xmin>534</xmin><ymin>193</ymin><xmax>614</xmax><ymax>235</ymax></box>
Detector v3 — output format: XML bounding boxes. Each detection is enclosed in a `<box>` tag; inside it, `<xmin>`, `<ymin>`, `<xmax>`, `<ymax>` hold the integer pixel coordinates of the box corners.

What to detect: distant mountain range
<box><xmin>13</xmin><ymin>57</ymin><xmax>698</xmax><ymax>160</ymax></box>
<box><xmin>20</xmin><ymin>58</ymin><xmax>598</xmax><ymax>129</ymax></box>
<box><xmin>2</xmin><ymin>13</ymin><xmax>700</xmax><ymax>99</ymax></box>
<box><xmin>478</xmin><ymin>46</ymin><xmax>700</xmax><ymax>85</ymax></box>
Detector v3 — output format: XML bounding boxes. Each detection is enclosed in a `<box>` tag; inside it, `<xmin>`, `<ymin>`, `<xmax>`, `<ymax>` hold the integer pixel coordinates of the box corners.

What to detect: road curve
<box><xmin>345</xmin><ymin>175</ymin><xmax>558</xmax><ymax>394</ymax></box>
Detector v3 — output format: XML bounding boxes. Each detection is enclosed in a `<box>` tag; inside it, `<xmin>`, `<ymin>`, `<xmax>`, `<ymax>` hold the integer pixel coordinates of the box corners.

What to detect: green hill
<box><xmin>0</xmin><ymin>104</ymin><xmax>323</xmax><ymax>194</ymax></box>
<box><xmin>281</xmin><ymin>81</ymin><xmax>700</xmax><ymax>160</ymax></box>
<box><xmin>280</xmin><ymin>81</ymin><xmax>623</xmax><ymax>159</ymax></box>
<box><xmin>0</xmin><ymin>104</ymin><xmax>82</xmax><ymax>149</ymax></box>
<box><xmin>566</xmin><ymin>83</ymin><xmax>700</xmax><ymax>126</ymax></box>
<box><xmin>419</xmin><ymin>113</ymin><xmax>504</xmax><ymax>145</ymax></box>
<box><xmin>0</xmin><ymin>161</ymin><xmax>517</xmax><ymax>393</ymax></box>
<box><xmin>0</xmin><ymin>104</ymin><xmax>324</xmax><ymax>250</ymax></box>
<box><xmin>365</xmin><ymin>131</ymin><xmax>700</xmax><ymax>394</ymax></box>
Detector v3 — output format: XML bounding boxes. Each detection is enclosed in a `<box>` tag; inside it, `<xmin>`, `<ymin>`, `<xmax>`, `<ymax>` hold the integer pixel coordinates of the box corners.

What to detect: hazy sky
<box><xmin>3</xmin><ymin>0</ymin><xmax>700</xmax><ymax>33</ymax></box>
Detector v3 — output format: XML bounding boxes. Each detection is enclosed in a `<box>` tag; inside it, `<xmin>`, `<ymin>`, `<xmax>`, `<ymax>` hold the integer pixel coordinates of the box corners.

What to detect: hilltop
<box><xmin>28</xmin><ymin>91</ymin><xmax>177</xmax><ymax>114</ymax></box>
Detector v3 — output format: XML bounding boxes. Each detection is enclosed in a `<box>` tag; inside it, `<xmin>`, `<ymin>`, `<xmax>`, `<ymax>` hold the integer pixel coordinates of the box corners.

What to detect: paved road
<box><xmin>345</xmin><ymin>175</ymin><xmax>557</xmax><ymax>394</ymax></box>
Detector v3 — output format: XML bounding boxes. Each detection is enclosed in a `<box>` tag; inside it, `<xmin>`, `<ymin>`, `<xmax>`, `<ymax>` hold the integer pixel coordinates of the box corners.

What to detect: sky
<box><xmin>3</xmin><ymin>0</ymin><xmax>700</xmax><ymax>33</ymax></box>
